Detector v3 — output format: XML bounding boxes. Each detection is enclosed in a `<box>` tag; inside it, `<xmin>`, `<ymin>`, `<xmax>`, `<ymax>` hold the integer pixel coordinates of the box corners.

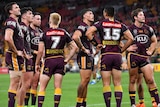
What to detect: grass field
<box><xmin>0</xmin><ymin>72</ymin><xmax>160</xmax><ymax>107</ymax></box>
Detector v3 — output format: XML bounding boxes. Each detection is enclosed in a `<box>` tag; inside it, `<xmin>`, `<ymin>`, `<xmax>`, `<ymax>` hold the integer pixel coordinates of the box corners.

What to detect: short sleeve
<box><xmin>65</xmin><ymin>31</ymin><xmax>72</xmax><ymax>43</ymax></box>
<box><xmin>6</xmin><ymin>20</ymin><xmax>17</xmax><ymax>30</ymax></box>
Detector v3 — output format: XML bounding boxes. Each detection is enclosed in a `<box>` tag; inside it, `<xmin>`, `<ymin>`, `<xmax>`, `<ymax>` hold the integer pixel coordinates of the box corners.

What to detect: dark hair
<box><xmin>103</xmin><ymin>6</ymin><xmax>114</xmax><ymax>17</ymax></box>
<box><xmin>131</xmin><ymin>8</ymin><xmax>143</xmax><ymax>22</ymax></box>
<box><xmin>33</xmin><ymin>12</ymin><xmax>41</xmax><ymax>16</ymax></box>
<box><xmin>80</xmin><ymin>8</ymin><xmax>93</xmax><ymax>18</ymax></box>
<box><xmin>21</xmin><ymin>7</ymin><xmax>33</xmax><ymax>15</ymax></box>
<box><xmin>5</xmin><ymin>2</ymin><xmax>17</xmax><ymax>15</ymax></box>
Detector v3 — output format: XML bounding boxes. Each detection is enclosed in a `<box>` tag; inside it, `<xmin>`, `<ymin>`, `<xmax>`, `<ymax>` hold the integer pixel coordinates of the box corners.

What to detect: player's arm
<box><xmin>35</xmin><ymin>41</ymin><xmax>44</xmax><ymax>72</ymax></box>
<box><xmin>121</xmin><ymin>29</ymin><xmax>134</xmax><ymax>53</ymax></box>
<box><xmin>86</xmin><ymin>26</ymin><xmax>98</xmax><ymax>46</ymax></box>
<box><xmin>86</xmin><ymin>26</ymin><xmax>102</xmax><ymax>51</ymax></box>
<box><xmin>72</xmin><ymin>30</ymin><xmax>86</xmax><ymax>51</ymax></box>
<box><xmin>5</xmin><ymin>28</ymin><xmax>18</xmax><ymax>54</ymax></box>
<box><xmin>147</xmin><ymin>34</ymin><xmax>157</xmax><ymax>55</ymax></box>
<box><xmin>64</xmin><ymin>41</ymin><xmax>78</xmax><ymax>63</ymax></box>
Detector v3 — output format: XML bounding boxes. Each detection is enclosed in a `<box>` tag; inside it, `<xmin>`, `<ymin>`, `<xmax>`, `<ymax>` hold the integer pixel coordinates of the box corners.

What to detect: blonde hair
<box><xmin>49</xmin><ymin>12</ymin><xmax>61</xmax><ymax>25</ymax></box>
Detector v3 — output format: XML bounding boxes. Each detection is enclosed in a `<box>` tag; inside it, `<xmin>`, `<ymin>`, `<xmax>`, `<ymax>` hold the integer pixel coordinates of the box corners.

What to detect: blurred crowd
<box><xmin>0</xmin><ymin>0</ymin><xmax>160</xmax><ymax>67</ymax></box>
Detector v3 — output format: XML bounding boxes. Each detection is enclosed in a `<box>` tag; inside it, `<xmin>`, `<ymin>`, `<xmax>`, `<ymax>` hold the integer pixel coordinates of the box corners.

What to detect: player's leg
<box><xmin>76</xmin><ymin>69</ymin><xmax>92</xmax><ymax>107</ymax></box>
<box><xmin>30</xmin><ymin>71</ymin><xmax>40</xmax><ymax>106</ymax></box>
<box><xmin>8</xmin><ymin>71</ymin><xmax>21</xmax><ymax>107</ymax></box>
<box><xmin>54</xmin><ymin>73</ymin><xmax>63</xmax><ymax>107</ymax></box>
<box><xmin>38</xmin><ymin>74</ymin><xmax>51</xmax><ymax>107</ymax></box>
<box><xmin>89</xmin><ymin>65</ymin><xmax>97</xmax><ymax>85</ymax></box>
<box><xmin>140</xmin><ymin>64</ymin><xmax>160</xmax><ymax>106</ymax></box>
<box><xmin>17</xmin><ymin>71</ymin><xmax>33</xmax><ymax>106</ymax></box>
<box><xmin>136</xmin><ymin>72</ymin><xmax>145</xmax><ymax>107</ymax></box>
<box><xmin>128</xmin><ymin>67</ymin><xmax>138</xmax><ymax>107</ymax></box>
<box><xmin>112</xmin><ymin>68</ymin><xmax>123</xmax><ymax>107</ymax></box>
<box><xmin>101</xmin><ymin>70</ymin><xmax>111</xmax><ymax>107</ymax></box>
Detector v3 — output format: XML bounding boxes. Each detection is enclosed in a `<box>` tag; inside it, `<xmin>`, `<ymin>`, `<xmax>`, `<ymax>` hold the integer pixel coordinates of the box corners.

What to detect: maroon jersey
<box><xmin>77</xmin><ymin>22</ymin><xmax>92</xmax><ymax>56</ymax></box>
<box><xmin>5</xmin><ymin>17</ymin><xmax>24</xmax><ymax>51</ymax></box>
<box><xmin>40</xmin><ymin>28</ymin><xmax>72</xmax><ymax>58</ymax></box>
<box><xmin>29</xmin><ymin>26</ymin><xmax>43</xmax><ymax>61</ymax></box>
<box><xmin>129</xmin><ymin>24</ymin><xmax>155</xmax><ymax>56</ymax></box>
<box><xmin>20</xmin><ymin>22</ymin><xmax>31</xmax><ymax>55</ymax></box>
<box><xmin>94</xmin><ymin>19</ymin><xmax>128</xmax><ymax>53</ymax></box>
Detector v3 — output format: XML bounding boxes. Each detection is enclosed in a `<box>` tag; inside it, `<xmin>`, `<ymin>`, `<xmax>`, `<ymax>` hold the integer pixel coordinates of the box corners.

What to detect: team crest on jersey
<box><xmin>135</xmin><ymin>34</ymin><xmax>149</xmax><ymax>44</ymax></box>
<box><xmin>144</xmin><ymin>29</ymin><xmax>149</xmax><ymax>35</ymax></box>
<box><xmin>133</xmin><ymin>29</ymin><xmax>137</xmax><ymax>35</ymax></box>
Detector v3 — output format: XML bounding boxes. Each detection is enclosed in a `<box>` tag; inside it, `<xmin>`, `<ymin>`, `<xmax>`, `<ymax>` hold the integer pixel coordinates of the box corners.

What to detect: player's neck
<box><xmin>134</xmin><ymin>21</ymin><xmax>143</xmax><ymax>28</ymax></box>
<box><xmin>21</xmin><ymin>19</ymin><xmax>30</xmax><ymax>26</ymax></box>
<box><xmin>30</xmin><ymin>23</ymin><xmax>37</xmax><ymax>30</ymax></box>
<box><xmin>50</xmin><ymin>25</ymin><xmax>58</xmax><ymax>29</ymax></box>
<box><xmin>10</xmin><ymin>14</ymin><xmax>19</xmax><ymax>22</ymax></box>
<box><xmin>83</xmin><ymin>19</ymin><xmax>92</xmax><ymax>26</ymax></box>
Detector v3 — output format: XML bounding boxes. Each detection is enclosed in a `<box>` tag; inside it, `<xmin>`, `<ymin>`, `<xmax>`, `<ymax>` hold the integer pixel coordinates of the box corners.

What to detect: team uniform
<box><xmin>93</xmin><ymin>19</ymin><xmax>128</xmax><ymax>71</ymax></box>
<box><xmin>127</xmin><ymin>24</ymin><xmax>154</xmax><ymax>68</ymax></box>
<box><xmin>40</xmin><ymin>28</ymin><xmax>73</xmax><ymax>76</ymax></box>
<box><xmin>20</xmin><ymin>22</ymin><xmax>33</xmax><ymax>72</ymax></box>
<box><xmin>127</xmin><ymin>24</ymin><xmax>160</xmax><ymax>106</ymax></box>
<box><xmin>5</xmin><ymin>17</ymin><xmax>25</xmax><ymax>72</ymax></box>
<box><xmin>29</xmin><ymin>26</ymin><xmax>43</xmax><ymax>71</ymax></box>
<box><xmin>76</xmin><ymin>22</ymin><xmax>94</xmax><ymax>70</ymax></box>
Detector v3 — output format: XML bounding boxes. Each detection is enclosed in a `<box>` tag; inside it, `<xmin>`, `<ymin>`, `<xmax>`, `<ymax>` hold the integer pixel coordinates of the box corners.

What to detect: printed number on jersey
<box><xmin>51</xmin><ymin>36</ymin><xmax>60</xmax><ymax>48</ymax></box>
<box><xmin>104</xmin><ymin>28</ymin><xmax>121</xmax><ymax>40</ymax></box>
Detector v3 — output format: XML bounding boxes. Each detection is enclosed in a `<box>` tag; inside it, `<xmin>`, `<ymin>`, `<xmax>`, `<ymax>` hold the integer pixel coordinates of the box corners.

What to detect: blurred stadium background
<box><xmin>0</xmin><ymin>0</ymin><xmax>160</xmax><ymax>72</ymax></box>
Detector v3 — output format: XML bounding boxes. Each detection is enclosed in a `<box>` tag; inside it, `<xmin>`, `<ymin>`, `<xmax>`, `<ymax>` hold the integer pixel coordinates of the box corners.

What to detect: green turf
<box><xmin>0</xmin><ymin>72</ymin><xmax>160</xmax><ymax>107</ymax></box>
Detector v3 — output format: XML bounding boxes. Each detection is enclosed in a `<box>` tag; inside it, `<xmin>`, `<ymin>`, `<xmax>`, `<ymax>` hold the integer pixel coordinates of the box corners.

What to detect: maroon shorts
<box><xmin>24</xmin><ymin>58</ymin><xmax>34</xmax><ymax>72</ymax></box>
<box><xmin>127</xmin><ymin>53</ymin><xmax>149</xmax><ymax>68</ymax></box>
<box><xmin>77</xmin><ymin>54</ymin><xmax>94</xmax><ymax>70</ymax></box>
<box><xmin>42</xmin><ymin>57</ymin><xmax>65</xmax><ymax>76</ymax></box>
<box><xmin>5</xmin><ymin>51</ymin><xmax>25</xmax><ymax>71</ymax></box>
<box><xmin>101</xmin><ymin>53</ymin><xmax>122</xmax><ymax>71</ymax></box>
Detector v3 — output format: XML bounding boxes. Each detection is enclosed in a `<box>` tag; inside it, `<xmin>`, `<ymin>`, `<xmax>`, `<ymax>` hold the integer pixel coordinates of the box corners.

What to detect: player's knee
<box><xmin>146</xmin><ymin>78</ymin><xmax>154</xmax><ymax>85</ymax></box>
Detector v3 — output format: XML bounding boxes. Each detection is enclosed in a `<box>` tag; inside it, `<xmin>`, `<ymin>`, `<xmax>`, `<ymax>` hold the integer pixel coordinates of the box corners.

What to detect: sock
<box><xmin>38</xmin><ymin>91</ymin><xmax>45</xmax><ymax>107</ymax></box>
<box><xmin>24</xmin><ymin>90</ymin><xmax>30</xmax><ymax>106</ymax></box>
<box><xmin>114</xmin><ymin>86</ymin><xmax>123</xmax><ymax>107</ymax></box>
<box><xmin>76</xmin><ymin>97</ymin><xmax>83</xmax><ymax>107</ymax></box>
<box><xmin>17</xmin><ymin>105</ymin><xmax>23</xmax><ymax>107</ymax></box>
<box><xmin>82</xmin><ymin>98</ymin><xmax>86</xmax><ymax>107</ymax></box>
<box><xmin>129</xmin><ymin>91</ymin><xmax>136</xmax><ymax>106</ymax></box>
<box><xmin>103</xmin><ymin>86</ymin><xmax>111</xmax><ymax>107</ymax></box>
<box><xmin>139</xmin><ymin>98</ymin><xmax>144</xmax><ymax>104</ymax></box>
<box><xmin>54</xmin><ymin>88</ymin><xmax>62</xmax><ymax>107</ymax></box>
<box><xmin>30</xmin><ymin>89</ymin><xmax>37</xmax><ymax>106</ymax></box>
<box><xmin>149</xmin><ymin>88</ymin><xmax>160</xmax><ymax>105</ymax></box>
<box><xmin>8</xmin><ymin>90</ymin><xmax>16</xmax><ymax>107</ymax></box>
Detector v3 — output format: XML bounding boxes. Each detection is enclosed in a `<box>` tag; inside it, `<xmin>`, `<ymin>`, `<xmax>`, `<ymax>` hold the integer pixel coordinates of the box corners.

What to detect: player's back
<box><xmin>42</xmin><ymin>28</ymin><xmax>72</xmax><ymax>58</ymax></box>
<box><xmin>94</xmin><ymin>19</ymin><xmax>128</xmax><ymax>53</ymax></box>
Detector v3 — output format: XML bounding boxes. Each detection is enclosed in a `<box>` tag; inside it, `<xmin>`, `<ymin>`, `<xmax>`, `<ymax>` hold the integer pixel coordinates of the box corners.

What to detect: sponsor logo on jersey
<box><xmin>135</xmin><ymin>34</ymin><xmax>149</xmax><ymax>44</ymax></box>
<box><xmin>46</xmin><ymin>30</ymin><xmax>64</xmax><ymax>36</ymax></box>
<box><xmin>31</xmin><ymin>36</ymin><xmax>40</xmax><ymax>45</ymax></box>
<box><xmin>102</xmin><ymin>22</ymin><xmax>122</xmax><ymax>28</ymax></box>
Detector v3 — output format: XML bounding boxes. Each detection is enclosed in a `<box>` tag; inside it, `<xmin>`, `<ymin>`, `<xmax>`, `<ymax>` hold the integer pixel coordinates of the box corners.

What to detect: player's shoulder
<box><xmin>5</xmin><ymin>17</ymin><xmax>17</xmax><ymax>27</ymax></box>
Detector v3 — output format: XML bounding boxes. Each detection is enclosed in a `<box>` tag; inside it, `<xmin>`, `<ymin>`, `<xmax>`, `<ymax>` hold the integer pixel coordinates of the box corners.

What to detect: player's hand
<box><xmin>17</xmin><ymin>51</ymin><xmax>24</xmax><ymax>57</ymax></box>
<box><xmin>127</xmin><ymin>44</ymin><xmax>137</xmax><ymax>52</ymax></box>
<box><xmin>35</xmin><ymin>65</ymin><xmax>40</xmax><ymax>72</ymax></box>
<box><xmin>94</xmin><ymin>44</ymin><xmax>102</xmax><ymax>56</ymax></box>
<box><xmin>82</xmin><ymin>48</ymin><xmax>90</xmax><ymax>55</ymax></box>
<box><xmin>64</xmin><ymin>59</ymin><xmax>68</xmax><ymax>65</ymax></box>
<box><xmin>146</xmin><ymin>50</ymin><xmax>152</xmax><ymax>56</ymax></box>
